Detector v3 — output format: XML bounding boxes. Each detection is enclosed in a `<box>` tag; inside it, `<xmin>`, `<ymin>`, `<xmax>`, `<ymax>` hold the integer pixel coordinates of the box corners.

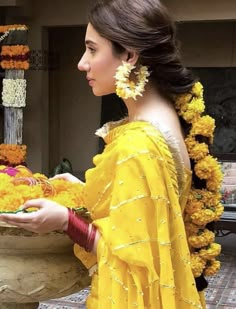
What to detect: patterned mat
<box><xmin>39</xmin><ymin>287</ymin><xmax>90</xmax><ymax>309</ymax></box>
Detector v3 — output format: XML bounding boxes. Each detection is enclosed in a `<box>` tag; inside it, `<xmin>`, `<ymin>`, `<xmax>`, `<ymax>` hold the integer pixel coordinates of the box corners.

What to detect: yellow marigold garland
<box><xmin>188</xmin><ymin>229</ymin><xmax>215</xmax><ymax>249</ymax></box>
<box><xmin>190</xmin><ymin>115</ymin><xmax>215</xmax><ymax>143</ymax></box>
<box><xmin>191</xmin><ymin>253</ymin><xmax>206</xmax><ymax>278</ymax></box>
<box><xmin>204</xmin><ymin>259</ymin><xmax>221</xmax><ymax>276</ymax></box>
<box><xmin>175</xmin><ymin>81</ymin><xmax>224</xmax><ymax>278</ymax></box>
<box><xmin>199</xmin><ymin>243</ymin><xmax>221</xmax><ymax>260</ymax></box>
<box><xmin>186</xmin><ymin>139</ymin><xmax>209</xmax><ymax>161</ymax></box>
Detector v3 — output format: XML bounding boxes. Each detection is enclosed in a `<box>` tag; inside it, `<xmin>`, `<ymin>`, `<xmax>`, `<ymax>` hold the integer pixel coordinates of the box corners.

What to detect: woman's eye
<box><xmin>88</xmin><ymin>47</ymin><xmax>96</xmax><ymax>54</ymax></box>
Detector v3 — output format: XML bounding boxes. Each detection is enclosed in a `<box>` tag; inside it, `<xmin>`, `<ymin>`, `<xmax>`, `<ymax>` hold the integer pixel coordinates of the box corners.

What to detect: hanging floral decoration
<box><xmin>2</xmin><ymin>78</ymin><xmax>27</xmax><ymax>107</ymax></box>
<box><xmin>0</xmin><ymin>45</ymin><xmax>30</xmax><ymax>58</ymax></box>
<box><xmin>0</xmin><ymin>24</ymin><xmax>29</xmax><ymax>170</ymax></box>
<box><xmin>175</xmin><ymin>81</ymin><xmax>224</xmax><ymax>278</ymax></box>
<box><xmin>0</xmin><ymin>25</ymin><xmax>28</xmax><ymax>45</ymax></box>
<box><xmin>0</xmin><ymin>144</ymin><xmax>27</xmax><ymax>166</ymax></box>
<box><xmin>0</xmin><ymin>45</ymin><xmax>30</xmax><ymax>70</ymax></box>
<box><xmin>0</xmin><ymin>165</ymin><xmax>85</xmax><ymax>214</ymax></box>
<box><xmin>0</xmin><ymin>24</ymin><xmax>28</xmax><ymax>33</ymax></box>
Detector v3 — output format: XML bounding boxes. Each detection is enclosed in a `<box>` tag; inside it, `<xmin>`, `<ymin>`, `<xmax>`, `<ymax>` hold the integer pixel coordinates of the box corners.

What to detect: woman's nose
<box><xmin>78</xmin><ymin>54</ymin><xmax>90</xmax><ymax>72</ymax></box>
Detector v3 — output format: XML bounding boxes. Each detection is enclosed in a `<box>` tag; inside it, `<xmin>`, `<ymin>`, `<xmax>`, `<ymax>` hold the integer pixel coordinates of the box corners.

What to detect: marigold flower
<box><xmin>0</xmin><ymin>144</ymin><xmax>27</xmax><ymax>166</ymax></box>
<box><xmin>175</xmin><ymin>93</ymin><xmax>192</xmax><ymax>111</ymax></box>
<box><xmin>188</xmin><ymin>229</ymin><xmax>215</xmax><ymax>248</ymax></box>
<box><xmin>189</xmin><ymin>142</ymin><xmax>209</xmax><ymax>161</ymax></box>
<box><xmin>1</xmin><ymin>45</ymin><xmax>30</xmax><ymax>56</ymax></box>
<box><xmin>214</xmin><ymin>203</ymin><xmax>224</xmax><ymax>220</ymax></box>
<box><xmin>199</xmin><ymin>243</ymin><xmax>221</xmax><ymax>260</ymax></box>
<box><xmin>185</xmin><ymin>200</ymin><xmax>203</xmax><ymax>215</ymax></box>
<box><xmin>206</xmin><ymin>167</ymin><xmax>223</xmax><ymax>192</ymax></box>
<box><xmin>185</xmin><ymin>222</ymin><xmax>201</xmax><ymax>235</ymax></box>
<box><xmin>204</xmin><ymin>259</ymin><xmax>221</xmax><ymax>276</ymax></box>
<box><xmin>0</xmin><ymin>165</ymin><xmax>85</xmax><ymax>213</ymax></box>
<box><xmin>191</xmin><ymin>209</ymin><xmax>216</xmax><ymax>225</ymax></box>
<box><xmin>0</xmin><ymin>24</ymin><xmax>28</xmax><ymax>32</ymax></box>
<box><xmin>190</xmin><ymin>116</ymin><xmax>215</xmax><ymax>141</ymax></box>
<box><xmin>195</xmin><ymin>155</ymin><xmax>219</xmax><ymax>180</ymax></box>
<box><xmin>181</xmin><ymin>97</ymin><xmax>205</xmax><ymax>123</ymax></box>
<box><xmin>191</xmin><ymin>253</ymin><xmax>206</xmax><ymax>278</ymax></box>
<box><xmin>192</xmin><ymin>81</ymin><xmax>203</xmax><ymax>97</ymax></box>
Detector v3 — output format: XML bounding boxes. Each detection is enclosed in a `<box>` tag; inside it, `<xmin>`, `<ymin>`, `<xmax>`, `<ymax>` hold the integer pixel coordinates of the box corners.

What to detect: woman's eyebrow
<box><xmin>85</xmin><ymin>39</ymin><xmax>97</xmax><ymax>46</ymax></box>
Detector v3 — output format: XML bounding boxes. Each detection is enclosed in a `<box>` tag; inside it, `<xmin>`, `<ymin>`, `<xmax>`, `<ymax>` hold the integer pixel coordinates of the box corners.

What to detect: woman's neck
<box><xmin>124</xmin><ymin>86</ymin><xmax>173</xmax><ymax>122</ymax></box>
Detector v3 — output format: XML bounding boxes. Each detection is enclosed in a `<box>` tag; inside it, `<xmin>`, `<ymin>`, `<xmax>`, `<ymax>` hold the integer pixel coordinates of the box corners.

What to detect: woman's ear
<box><xmin>122</xmin><ymin>50</ymin><xmax>139</xmax><ymax>66</ymax></box>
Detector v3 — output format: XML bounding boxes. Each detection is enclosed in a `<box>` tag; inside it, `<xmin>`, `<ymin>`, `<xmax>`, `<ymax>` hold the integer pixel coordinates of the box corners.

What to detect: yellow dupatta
<box><xmin>75</xmin><ymin>121</ymin><xmax>204</xmax><ymax>309</ymax></box>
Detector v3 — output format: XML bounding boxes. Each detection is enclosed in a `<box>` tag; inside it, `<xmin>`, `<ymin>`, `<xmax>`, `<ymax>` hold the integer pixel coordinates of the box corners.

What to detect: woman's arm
<box><xmin>0</xmin><ymin>198</ymin><xmax>99</xmax><ymax>254</ymax></box>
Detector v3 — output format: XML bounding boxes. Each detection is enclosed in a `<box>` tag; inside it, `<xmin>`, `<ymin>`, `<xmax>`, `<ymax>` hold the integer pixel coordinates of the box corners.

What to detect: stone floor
<box><xmin>39</xmin><ymin>234</ymin><xmax>236</xmax><ymax>309</ymax></box>
<box><xmin>39</xmin><ymin>288</ymin><xmax>89</xmax><ymax>309</ymax></box>
<box><xmin>205</xmin><ymin>234</ymin><xmax>236</xmax><ymax>309</ymax></box>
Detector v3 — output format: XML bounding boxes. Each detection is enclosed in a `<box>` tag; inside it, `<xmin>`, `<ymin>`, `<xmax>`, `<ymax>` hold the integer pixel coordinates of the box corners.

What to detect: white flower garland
<box><xmin>114</xmin><ymin>61</ymin><xmax>150</xmax><ymax>100</ymax></box>
<box><xmin>2</xmin><ymin>79</ymin><xmax>26</xmax><ymax>108</ymax></box>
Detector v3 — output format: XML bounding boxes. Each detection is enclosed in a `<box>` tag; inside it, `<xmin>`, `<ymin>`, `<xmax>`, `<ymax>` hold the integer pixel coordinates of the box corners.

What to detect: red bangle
<box><xmin>86</xmin><ymin>224</ymin><xmax>97</xmax><ymax>252</ymax></box>
<box><xmin>65</xmin><ymin>209</ymin><xmax>96</xmax><ymax>252</ymax></box>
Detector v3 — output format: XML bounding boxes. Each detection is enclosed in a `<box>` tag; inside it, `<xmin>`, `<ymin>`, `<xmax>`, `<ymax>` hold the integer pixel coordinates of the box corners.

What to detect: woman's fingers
<box><xmin>22</xmin><ymin>198</ymin><xmax>47</xmax><ymax>210</ymax></box>
<box><xmin>0</xmin><ymin>199</ymin><xmax>69</xmax><ymax>233</ymax></box>
<box><xmin>0</xmin><ymin>216</ymin><xmax>41</xmax><ymax>233</ymax></box>
<box><xmin>50</xmin><ymin>173</ymin><xmax>72</xmax><ymax>180</ymax></box>
<box><xmin>0</xmin><ymin>211</ymin><xmax>34</xmax><ymax>222</ymax></box>
<box><xmin>50</xmin><ymin>173</ymin><xmax>81</xmax><ymax>183</ymax></box>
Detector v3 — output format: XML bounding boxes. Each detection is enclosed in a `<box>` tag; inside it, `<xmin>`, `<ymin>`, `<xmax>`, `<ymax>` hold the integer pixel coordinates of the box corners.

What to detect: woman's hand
<box><xmin>0</xmin><ymin>199</ymin><xmax>69</xmax><ymax>234</ymax></box>
<box><xmin>51</xmin><ymin>173</ymin><xmax>84</xmax><ymax>184</ymax></box>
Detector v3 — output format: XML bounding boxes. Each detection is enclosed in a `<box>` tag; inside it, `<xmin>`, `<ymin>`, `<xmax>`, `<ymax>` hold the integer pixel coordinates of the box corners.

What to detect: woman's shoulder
<box><xmin>113</xmin><ymin>121</ymin><xmax>169</xmax><ymax>155</ymax></box>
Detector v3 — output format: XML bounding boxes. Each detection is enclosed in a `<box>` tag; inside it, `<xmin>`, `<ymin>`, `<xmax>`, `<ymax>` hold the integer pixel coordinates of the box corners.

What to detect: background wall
<box><xmin>178</xmin><ymin>22</ymin><xmax>236</xmax><ymax>67</ymax></box>
<box><xmin>163</xmin><ymin>0</ymin><xmax>236</xmax><ymax>21</ymax></box>
<box><xmin>48</xmin><ymin>26</ymin><xmax>101</xmax><ymax>178</ymax></box>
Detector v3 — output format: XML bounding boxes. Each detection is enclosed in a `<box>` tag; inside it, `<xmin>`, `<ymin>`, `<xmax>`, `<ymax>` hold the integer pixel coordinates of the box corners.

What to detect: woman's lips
<box><xmin>87</xmin><ymin>77</ymin><xmax>95</xmax><ymax>86</ymax></box>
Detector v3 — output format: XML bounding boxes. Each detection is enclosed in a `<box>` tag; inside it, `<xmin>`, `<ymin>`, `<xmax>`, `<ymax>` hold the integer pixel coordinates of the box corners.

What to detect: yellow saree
<box><xmin>74</xmin><ymin>120</ymin><xmax>205</xmax><ymax>309</ymax></box>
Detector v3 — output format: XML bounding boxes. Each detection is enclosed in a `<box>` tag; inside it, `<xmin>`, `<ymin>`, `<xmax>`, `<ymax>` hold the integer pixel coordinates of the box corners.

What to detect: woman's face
<box><xmin>78</xmin><ymin>23</ymin><xmax>125</xmax><ymax>96</ymax></box>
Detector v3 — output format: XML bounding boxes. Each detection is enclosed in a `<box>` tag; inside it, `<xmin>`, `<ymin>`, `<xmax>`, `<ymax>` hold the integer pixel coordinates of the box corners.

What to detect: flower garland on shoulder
<box><xmin>175</xmin><ymin>82</ymin><xmax>224</xmax><ymax>278</ymax></box>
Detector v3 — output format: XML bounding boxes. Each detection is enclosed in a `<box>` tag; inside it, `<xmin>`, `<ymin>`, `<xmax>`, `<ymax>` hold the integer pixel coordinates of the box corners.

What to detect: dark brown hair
<box><xmin>88</xmin><ymin>0</ymin><xmax>197</xmax><ymax>100</ymax></box>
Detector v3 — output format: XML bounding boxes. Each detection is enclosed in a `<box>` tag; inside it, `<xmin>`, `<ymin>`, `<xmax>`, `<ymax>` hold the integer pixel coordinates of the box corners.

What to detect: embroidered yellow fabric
<box><xmin>75</xmin><ymin>121</ymin><xmax>205</xmax><ymax>309</ymax></box>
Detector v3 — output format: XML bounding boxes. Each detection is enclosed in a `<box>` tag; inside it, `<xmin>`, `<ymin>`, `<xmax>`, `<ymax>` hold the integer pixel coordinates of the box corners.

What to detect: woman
<box><xmin>0</xmin><ymin>0</ymin><xmax>222</xmax><ymax>308</ymax></box>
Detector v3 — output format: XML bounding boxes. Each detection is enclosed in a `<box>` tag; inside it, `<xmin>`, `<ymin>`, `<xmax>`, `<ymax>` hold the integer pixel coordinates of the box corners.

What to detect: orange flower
<box><xmin>0</xmin><ymin>144</ymin><xmax>27</xmax><ymax>166</ymax></box>
<box><xmin>1</xmin><ymin>45</ymin><xmax>30</xmax><ymax>56</ymax></box>
<box><xmin>0</xmin><ymin>60</ymin><xmax>29</xmax><ymax>70</ymax></box>
<box><xmin>0</xmin><ymin>24</ymin><xmax>27</xmax><ymax>32</ymax></box>
<box><xmin>0</xmin><ymin>45</ymin><xmax>30</xmax><ymax>70</ymax></box>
